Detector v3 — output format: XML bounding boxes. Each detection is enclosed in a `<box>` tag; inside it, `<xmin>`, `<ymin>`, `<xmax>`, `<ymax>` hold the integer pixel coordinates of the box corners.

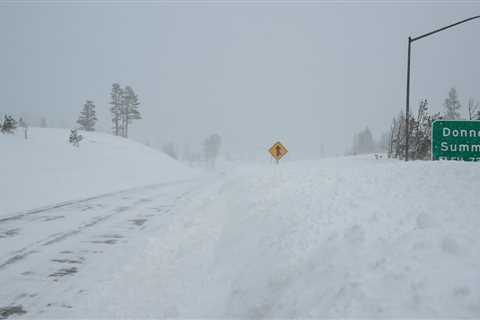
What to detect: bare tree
<box><xmin>388</xmin><ymin>118</ymin><xmax>397</xmax><ymax>158</ymax></box>
<box><xmin>467</xmin><ymin>98</ymin><xmax>479</xmax><ymax>120</ymax></box>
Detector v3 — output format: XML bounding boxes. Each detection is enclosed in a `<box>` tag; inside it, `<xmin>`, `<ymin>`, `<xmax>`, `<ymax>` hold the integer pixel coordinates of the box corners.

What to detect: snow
<box><xmin>0</xmin><ymin>128</ymin><xmax>197</xmax><ymax>217</ymax></box>
<box><xmin>39</xmin><ymin>157</ymin><xmax>480</xmax><ymax>317</ymax></box>
<box><xmin>2</xmin><ymin>132</ymin><xmax>480</xmax><ymax>318</ymax></box>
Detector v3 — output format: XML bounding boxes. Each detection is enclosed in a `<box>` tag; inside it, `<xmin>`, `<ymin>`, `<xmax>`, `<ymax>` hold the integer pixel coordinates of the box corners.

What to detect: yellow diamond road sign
<box><xmin>269</xmin><ymin>142</ymin><xmax>288</xmax><ymax>161</ymax></box>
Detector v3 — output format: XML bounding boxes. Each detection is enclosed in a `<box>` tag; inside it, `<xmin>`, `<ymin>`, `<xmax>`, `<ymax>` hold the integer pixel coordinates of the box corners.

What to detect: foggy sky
<box><xmin>2</xmin><ymin>1</ymin><xmax>480</xmax><ymax>159</ymax></box>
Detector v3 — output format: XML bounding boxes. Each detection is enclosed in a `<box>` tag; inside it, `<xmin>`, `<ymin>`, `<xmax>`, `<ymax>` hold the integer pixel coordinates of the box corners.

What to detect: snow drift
<box><xmin>3</xmin><ymin>134</ymin><xmax>480</xmax><ymax>318</ymax></box>
<box><xmin>72</xmin><ymin>157</ymin><xmax>480</xmax><ymax>318</ymax></box>
<box><xmin>0</xmin><ymin>128</ymin><xmax>196</xmax><ymax>216</ymax></box>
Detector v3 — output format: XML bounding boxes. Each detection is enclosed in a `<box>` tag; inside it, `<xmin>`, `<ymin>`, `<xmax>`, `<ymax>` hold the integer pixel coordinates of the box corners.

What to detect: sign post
<box><xmin>269</xmin><ymin>142</ymin><xmax>288</xmax><ymax>164</ymax></box>
<box><xmin>432</xmin><ymin>120</ymin><xmax>480</xmax><ymax>161</ymax></box>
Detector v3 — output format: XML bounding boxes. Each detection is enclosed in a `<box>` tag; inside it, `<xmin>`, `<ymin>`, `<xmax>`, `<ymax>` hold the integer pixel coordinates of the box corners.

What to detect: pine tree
<box><xmin>18</xmin><ymin>117</ymin><xmax>27</xmax><ymax>128</ymax></box>
<box><xmin>69</xmin><ymin>129</ymin><xmax>83</xmax><ymax>147</ymax></box>
<box><xmin>18</xmin><ymin>117</ymin><xmax>28</xmax><ymax>140</ymax></box>
<box><xmin>1</xmin><ymin>115</ymin><xmax>17</xmax><ymax>134</ymax></box>
<box><xmin>40</xmin><ymin>117</ymin><xmax>47</xmax><ymax>128</ymax></box>
<box><xmin>203</xmin><ymin>134</ymin><xmax>222</xmax><ymax>168</ymax></box>
<box><xmin>162</xmin><ymin>142</ymin><xmax>178</xmax><ymax>160</ymax></box>
<box><xmin>181</xmin><ymin>142</ymin><xmax>194</xmax><ymax>164</ymax></box>
<box><xmin>121</xmin><ymin>86</ymin><xmax>141</xmax><ymax>138</ymax></box>
<box><xmin>443</xmin><ymin>87</ymin><xmax>462</xmax><ymax>120</ymax></box>
<box><xmin>77</xmin><ymin>100</ymin><xmax>97</xmax><ymax>131</ymax></box>
<box><xmin>110</xmin><ymin>83</ymin><xmax>123</xmax><ymax>136</ymax></box>
<box><xmin>352</xmin><ymin>127</ymin><xmax>375</xmax><ymax>155</ymax></box>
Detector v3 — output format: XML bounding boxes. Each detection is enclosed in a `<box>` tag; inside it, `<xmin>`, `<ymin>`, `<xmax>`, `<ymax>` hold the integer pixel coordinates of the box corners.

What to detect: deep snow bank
<box><xmin>79</xmin><ymin>157</ymin><xmax>480</xmax><ymax>318</ymax></box>
<box><xmin>0</xmin><ymin>128</ymin><xmax>196</xmax><ymax>216</ymax></box>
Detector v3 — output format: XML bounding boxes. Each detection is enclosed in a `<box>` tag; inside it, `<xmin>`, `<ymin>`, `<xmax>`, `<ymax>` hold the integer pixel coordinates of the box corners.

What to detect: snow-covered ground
<box><xmin>0</xmin><ymin>128</ymin><xmax>197</xmax><ymax>216</ymax></box>
<box><xmin>66</xmin><ymin>157</ymin><xmax>479</xmax><ymax>318</ymax></box>
<box><xmin>1</xmin><ymin>134</ymin><xmax>480</xmax><ymax>318</ymax></box>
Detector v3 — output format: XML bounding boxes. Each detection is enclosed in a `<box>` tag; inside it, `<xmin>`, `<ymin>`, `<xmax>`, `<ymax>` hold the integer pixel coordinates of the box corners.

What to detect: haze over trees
<box><xmin>4</xmin><ymin>81</ymin><xmax>480</xmax><ymax>165</ymax></box>
<box><xmin>77</xmin><ymin>100</ymin><xmax>97</xmax><ymax>131</ymax></box>
<box><xmin>351</xmin><ymin>127</ymin><xmax>375</xmax><ymax>155</ymax></box>
<box><xmin>18</xmin><ymin>117</ymin><xmax>28</xmax><ymax>139</ymax></box>
<box><xmin>162</xmin><ymin>142</ymin><xmax>178</xmax><ymax>160</ymax></box>
<box><xmin>40</xmin><ymin>117</ymin><xmax>48</xmax><ymax>128</ymax></box>
<box><xmin>203</xmin><ymin>134</ymin><xmax>222</xmax><ymax>168</ymax></box>
<box><xmin>443</xmin><ymin>87</ymin><xmax>462</xmax><ymax>120</ymax></box>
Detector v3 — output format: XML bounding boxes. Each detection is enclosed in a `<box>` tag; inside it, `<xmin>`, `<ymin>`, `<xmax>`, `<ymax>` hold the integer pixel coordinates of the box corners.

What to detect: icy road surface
<box><xmin>0</xmin><ymin>179</ymin><xmax>205</xmax><ymax>318</ymax></box>
<box><xmin>2</xmin><ymin>157</ymin><xmax>480</xmax><ymax>318</ymax></box>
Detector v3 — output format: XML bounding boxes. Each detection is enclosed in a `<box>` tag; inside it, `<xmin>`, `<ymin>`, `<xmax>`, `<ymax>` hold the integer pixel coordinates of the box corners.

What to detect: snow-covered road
<box><xmin>0</xmin><ymin>179</ymin><xmax>206</xmax><ymax>318</ymax></box>
<box><xmin>2</xmin><ymin>157</ymin><xmax>480</xmax><ymax>318</ymax></box>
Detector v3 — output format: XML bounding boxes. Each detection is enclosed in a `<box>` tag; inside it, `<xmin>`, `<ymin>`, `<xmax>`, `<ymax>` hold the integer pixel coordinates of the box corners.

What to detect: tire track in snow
<box><xmin>0</xmin><ymin>214</ymin><xmax>114</xmax><ymax>270</ymax></box>
<box><xmin>0</xmin><ymin>180</ymin><xmax>200</xmax><ymax>268</ymax></box>
<box><xmin>0</xmin><ymin>177</ymin><xmax>212</xmax><ymax>319</ymax></box>
<box><xmin>0</xmin><ymin>179</ymin><xmax>194</xmax><ymax>224</ymax></box>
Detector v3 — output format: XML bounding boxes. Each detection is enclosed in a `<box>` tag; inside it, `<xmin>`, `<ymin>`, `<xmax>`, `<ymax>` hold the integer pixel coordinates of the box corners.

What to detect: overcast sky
<box><xmin>1</xmin><ymin>1</ymin><xmax>480</xmax><ymax>159</ymax></box>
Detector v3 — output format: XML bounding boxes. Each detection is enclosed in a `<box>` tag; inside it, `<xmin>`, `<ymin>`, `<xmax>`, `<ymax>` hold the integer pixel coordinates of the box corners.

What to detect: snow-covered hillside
<box><xmin>0</xmin><ymin>128</ymin><xmax>196</xmax><ymax>216</ymax></box>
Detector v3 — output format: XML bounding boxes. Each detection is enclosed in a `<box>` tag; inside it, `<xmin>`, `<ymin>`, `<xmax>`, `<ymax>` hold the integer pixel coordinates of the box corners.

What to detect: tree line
<box><xmin>388</xmin><ymin>87</ymin><xmax>479</xmax><ymax>160</ymax></box>
<box><xmin>2</xmin><ymin>82</ymin><xmax>227</xmax><ymax>167</ymax></box>
<box><xmin>1</xmin><ymin>83</ymin><xmax>142</xmax><ymax>147</ymax></box>
<box><xmin>75</xmin><ymin>83</ymin><xmax>142</xmax><ymax>138</ymax></box>
<box><xmin>108</xmin><ymin>84</ymin><xmax>141</xmax><ymax>138</ymax></box>
<box><xmin>71</xmin><ymin>83</ymin><xmax>141</xmax><ymax>146</ymax></box>
<box><xmin>0</xmin><ymin>115</ymin><xmax>30</xmax><ymax>139</ymax></box>
<box><xmin>350</xmin><ymin>127</ymin><xmax>377</xmax><ymax>155</ymax></box>
<box><xmin>161</xmin><ymin>133</ymin><xmax>223</xmax><ymax>168</ymax></box>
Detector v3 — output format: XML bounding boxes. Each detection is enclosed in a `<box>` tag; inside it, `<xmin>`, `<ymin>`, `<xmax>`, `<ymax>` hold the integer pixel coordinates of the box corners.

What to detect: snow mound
<box><xmin>81</xmin><ymin>157</ymin><xmax>480</xmax><ymax>318</ymax></box>
<box><xmin>0</xmin><ymin>128</ymin><xmax>196</xmax><ymax>216</ymax></box>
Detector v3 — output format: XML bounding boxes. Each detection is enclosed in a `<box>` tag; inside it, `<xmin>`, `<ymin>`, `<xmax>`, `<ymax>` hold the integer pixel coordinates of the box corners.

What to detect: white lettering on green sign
<box><xmin>442</xmin><ymin>127</ymin><xmax>480</xmax><ymax>138</ymax></box>
<box><xmin>432</xmin><ymin>121</ymin><xmax>480</xmax><ymax>161</ymax></box>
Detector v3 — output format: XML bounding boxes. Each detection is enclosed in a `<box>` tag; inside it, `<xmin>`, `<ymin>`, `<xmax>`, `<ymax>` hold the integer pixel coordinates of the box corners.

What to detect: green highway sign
<box><xmin>432</xmin><ymin>120</ymin><xmax>480</xmax><ymax>161</ymax></box>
